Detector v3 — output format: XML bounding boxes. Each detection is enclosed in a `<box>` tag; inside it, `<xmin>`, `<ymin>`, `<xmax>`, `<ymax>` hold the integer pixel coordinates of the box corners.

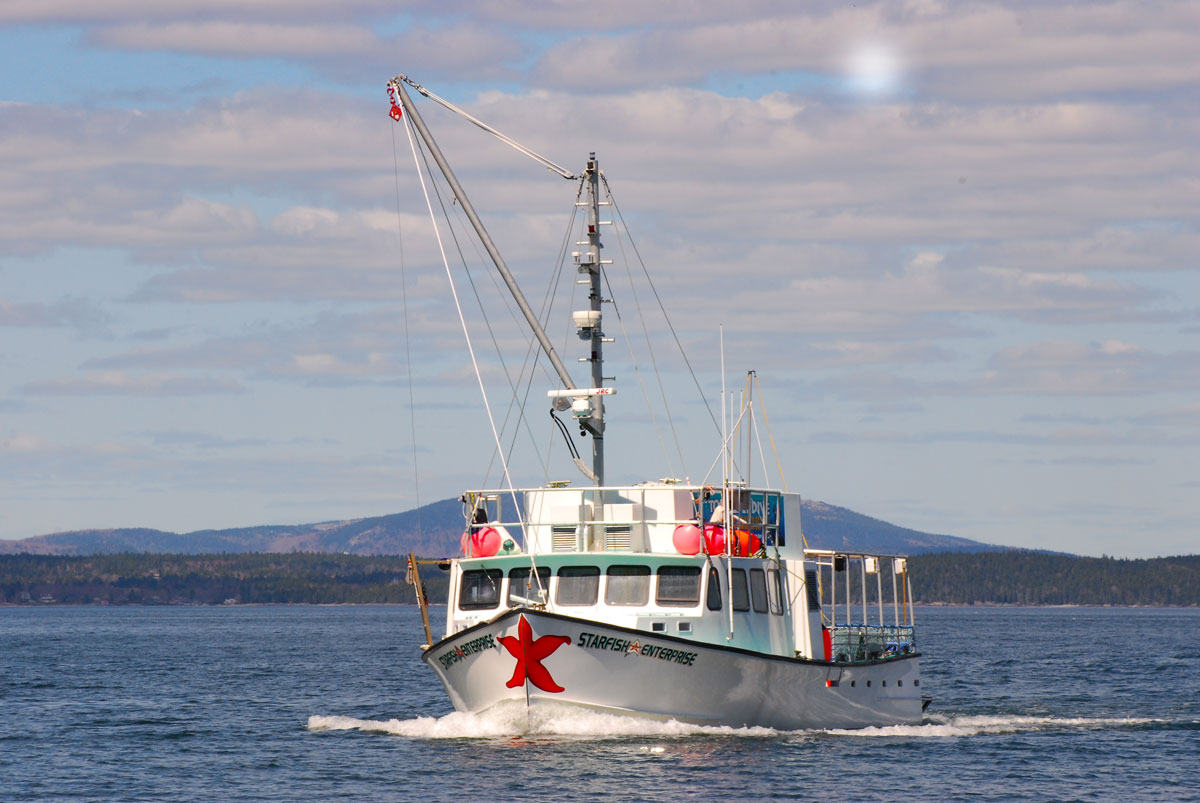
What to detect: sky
<box><xmin>0</xmin><ymin>1</ymin><xmax>1196</xmax><ymax>558</ymax></box>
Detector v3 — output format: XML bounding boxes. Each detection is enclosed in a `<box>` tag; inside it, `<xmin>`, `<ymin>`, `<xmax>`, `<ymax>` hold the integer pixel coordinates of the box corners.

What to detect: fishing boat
<box><xmin>390</xmin><ymin>75</ymin><xmax>928</xmax><ymax>729</ymax></box>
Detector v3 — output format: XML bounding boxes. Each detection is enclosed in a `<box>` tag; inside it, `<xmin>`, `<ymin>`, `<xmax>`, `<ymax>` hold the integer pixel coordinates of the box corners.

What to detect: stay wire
<box><xmin>390</xmin><ymin>123</ymin><xmax>423</xmax><ymax>539</ymax></box>
<box><xmin>599</xmin><ymin>246</ymin><xmax>678</xmax><ymax>480</ymax></box>
<box><xmin>428</xmin><ymin>165</ymin><xmax>547</xmax><ymax>483</ymax></box>
<box><xmin>395</xmin><ymin>75</ymin><xmax>577</xmax><ymax>180</ymax></box>
<box><xmin>437</xmin><ymin>173</ymin><xmax>582</xmax><ymax>487</ymax></box>
<box><xmin>604</xmin><ymin>186</ymin><xmax>687</xmax><ymax>479</ymax></box>
<box><xmin>413</xmin><ymin>138</ymin><xmax>550</xmax><ymax>481</ymax></box>
<box><xmin>602</xmin><ymin>175</ymin><xmax>720</xmax><ymax>435</ymax></box>
<box><xmin>400</xmin><ymin>110</ymin><xmax>529</xmax><ymax>549</ymax></box>
<box><xmin>493</xmin><ymin>178</ymin><xmax>586</xmax><ymax>487</ymax></box>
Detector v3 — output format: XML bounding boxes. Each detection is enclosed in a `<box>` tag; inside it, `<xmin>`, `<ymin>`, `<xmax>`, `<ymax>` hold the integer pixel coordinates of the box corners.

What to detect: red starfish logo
<box><xmin>498</xmin><ymin>614</ymin><xmax>572</xmax><ymax>693</ymax></box>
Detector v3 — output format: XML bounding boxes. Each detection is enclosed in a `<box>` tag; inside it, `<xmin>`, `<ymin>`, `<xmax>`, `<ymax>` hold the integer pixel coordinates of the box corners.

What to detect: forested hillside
<box><xmin>2</xmin><ymin>551</ymin><xmax>1196</xmax><ymax>607</ymax></box>
<box><xmin>910</xmin><ymin>552</ymin><xmax>1200</xmax><ymax>606</ymax></box>
<box><xmin>0</xmin><ymin>553</ymin><xmax>448</xmax><ymax>606</ymax></box>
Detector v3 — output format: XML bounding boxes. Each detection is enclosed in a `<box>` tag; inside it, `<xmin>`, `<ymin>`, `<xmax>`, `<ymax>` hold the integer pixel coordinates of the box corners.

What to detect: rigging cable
<box><xmin>700</xmin><ymin>398</ymin><xmax>750</xmax><ymax>486</ymax></box>
<box><xmin>754</xmin><ymin>374</ymin><xmax>791</xmax><ymax>492</ymax></box>
<box><xmin>550</xmin><ymin>410</ymin><xmax>583</xmax><ymax>461</ymax></box>
<box><xmin>390</xmin><ymin>123</ymin><xmax>423</xmax><ymax>541</ymax></box>
<box><xmin>412</xmin><ymin>134</ymin><xmax>550</xmax><ymax>480</ymax></box>
<box><xmin>544</xmin><ymin>201</ymin><xmax>586</xmax><ymax>477</ymax></box>
<box><xmin>601</xmin><ymin>194</ymin><xmax>685</xmax><ymax>480</ymax></box>
<box><xmin>488</xmin><ymin>178</ymin><xmax>587</xmax><ymax>488</ymax></box>
<box><xmin>395</xmin><ymin>75</ymin><xmax>577</xmax><ymax>181</ymax></box>
<box><xmin>602</xmin><ymin>175</ymin><xmax>721</xmax><ymax>436</ymax></box>
<box><xmin>751</xmin><ymin>373</ymin><xmax>806</xmax><ymax>549</ymax></box>
<box><xmin>400</xmin><ymin>107</ymin><xmax>529</xmax><ymax>550</ymax></box>
<box><xmin>598</xmin><ymin>256</ymin><xmax>678</xmax><ymax>480</ymax></box>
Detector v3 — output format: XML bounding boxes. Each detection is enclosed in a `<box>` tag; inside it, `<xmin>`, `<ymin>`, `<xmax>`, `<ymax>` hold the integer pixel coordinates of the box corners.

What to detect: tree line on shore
<box><xmin>1</xmin><ymin>551</ymin><xmax>1197</xmax><ymax>607</ymax></box>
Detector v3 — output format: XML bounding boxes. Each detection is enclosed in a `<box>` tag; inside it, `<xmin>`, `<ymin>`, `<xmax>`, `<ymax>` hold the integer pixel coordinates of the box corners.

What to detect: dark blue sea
<box><xmin>2</xmin><ymin>605</ymin><xmax>1197</xmax><ymax>801</ymax></box>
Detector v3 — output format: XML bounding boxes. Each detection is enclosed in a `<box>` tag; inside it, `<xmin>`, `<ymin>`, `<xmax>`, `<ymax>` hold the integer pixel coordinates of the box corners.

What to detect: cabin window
<box><xmin>556</xmin><ymin>566</ymin><xmax>600</xmax><ymax>606</ymax></box>
<box><xmin>656</xmin><ymin>566</ymin><xmax>701</xmax><ymax>606</ymax></box>
<box><xmin>606</xmin><ymin>565</ymin><xmax>650</xmax><ymax>606</ymax></box>
<box><xmin>750</xmin><ymin>568</ymin><xmax>769</xmax><ymax>613</ymax></box>
<box><xmin>706</xmin><ymin>566</ymin><xmax>722</xmax><ymax>611</ymax></box>
<box><xmin>458</xmin><ymin>569</ymin><xmax>502</xmax><ymax>610</ymax></box>
<box><xmin>731</xmin><ymin>569</ymin><xmax>750</xmax><ymax>612</ymax></box>
<box><xmin>507</xmin><ymin>567</ymin><xmax>551</xmax><ymax>607</ymax></box>
<box><xmin>768</xmin><ymin>568</ymin><xmax>784</xmax><ymax>615</ymax></box>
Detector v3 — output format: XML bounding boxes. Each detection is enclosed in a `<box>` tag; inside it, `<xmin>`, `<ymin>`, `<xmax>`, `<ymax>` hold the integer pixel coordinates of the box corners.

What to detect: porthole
<box><xmin>882</xmin><ymin>681</ymin><xmax>887</xmax><ymax>687</ymax></box>
<box><xmin>850</xmin><ymin>680</ymin><xmax>856</xmax><ymax>688</ymax></box>
<box><xmin>914</xmin><ymin>679</ymin><xmax>920</xmax><ymax>686</ymax></box>
<box><xmin>897</xmin><ymin>680</ymin><xmax>903</xmax><ymax>686</ymax></box>
<box><xmin>652</xmin><ymin>622</ymin><xmax>665</xmax><ymax>632</ymax></box>
<box><xmin>866</xmin><ymin>680</ymin><xmax>871</xmax><ymax>687</ymax></box>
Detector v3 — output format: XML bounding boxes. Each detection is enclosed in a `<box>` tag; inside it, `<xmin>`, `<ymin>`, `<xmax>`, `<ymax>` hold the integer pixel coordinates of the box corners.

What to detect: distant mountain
<box><xmin>0</xmin><ymin>497</ymin><xmax>996</xmax><ymax>557</ymax></box>
<box><xmin>0</xmin><ymin>499</ymin><xmax>464</xmax><ymax>557</ymax></box>
<box><xmin>798</xmin><ymin>500</ymin><xmax>993</xmax><ymax>554</ymax></box>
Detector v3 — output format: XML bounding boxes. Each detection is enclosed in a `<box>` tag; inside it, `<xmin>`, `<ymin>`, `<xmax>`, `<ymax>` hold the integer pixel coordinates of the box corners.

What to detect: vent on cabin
<box><xmin>805</xmin><ymin>569</ymin><xmax>821</xmax><ymax>611</ymax></box>
<box><xmin>551</xmin><ymin>525</ymin><xmax>577</xmax><ymax>551</ymax></box>
<box><xmin>604</xmin><ymin>524</ymin><xmax>632</xmax><ymax>551</ymax></box>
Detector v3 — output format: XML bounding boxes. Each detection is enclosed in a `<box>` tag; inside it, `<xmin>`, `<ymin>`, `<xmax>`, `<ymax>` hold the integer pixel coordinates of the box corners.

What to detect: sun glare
<box><xmin>845</xmin><ymin>43</ymin><xmax>902</xmax><ymax>95</ymax></box>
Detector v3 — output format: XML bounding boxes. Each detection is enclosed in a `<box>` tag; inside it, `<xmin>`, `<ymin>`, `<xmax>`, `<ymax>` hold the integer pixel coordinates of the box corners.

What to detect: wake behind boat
<box><xmin>390</xmin><ymin>75</ymin><xmax>928</xmax><ymax>730</ymax></box>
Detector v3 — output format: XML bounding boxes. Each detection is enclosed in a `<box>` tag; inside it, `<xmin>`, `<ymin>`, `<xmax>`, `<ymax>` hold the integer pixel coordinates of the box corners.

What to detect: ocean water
<box><xmin>2</xmin><ymin>605</ymin><xmax>1197</xmax><ymax>801</ymax></box>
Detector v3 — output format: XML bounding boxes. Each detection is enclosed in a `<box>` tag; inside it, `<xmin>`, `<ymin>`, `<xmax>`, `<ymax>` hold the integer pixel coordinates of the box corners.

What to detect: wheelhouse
<box><xmin>433</xmin><ymin>482</ymin><xmax>917</xmax><ymax>664</ymax></box>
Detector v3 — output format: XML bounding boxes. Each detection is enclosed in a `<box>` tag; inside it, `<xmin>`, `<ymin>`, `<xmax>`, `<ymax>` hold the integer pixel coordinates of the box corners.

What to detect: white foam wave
<box><xmin>307</xmin><ymin>707</ymin><xmax>1158</xmax><ymax>741</ymax></box>
<box><xmin>822</xmin><ymin>714</ymin><xmax>1159</xmax><ymax>738</ymax></box>
<box><xmin>307</xmin><ymin>702</ymin><xmax>777</xmax><ymax>740</ymax></box>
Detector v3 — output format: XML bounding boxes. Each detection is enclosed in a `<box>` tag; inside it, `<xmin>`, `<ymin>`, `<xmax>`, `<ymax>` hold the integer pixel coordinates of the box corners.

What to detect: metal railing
<box><xmin>829</xmin><ymin>624</ymin><xmax>916</xmax><ymax>663</ymax></box>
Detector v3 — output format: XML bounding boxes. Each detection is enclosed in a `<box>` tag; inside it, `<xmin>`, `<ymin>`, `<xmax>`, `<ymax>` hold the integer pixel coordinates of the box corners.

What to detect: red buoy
<box><xmin>672</xmin><ymin>524</ymin><xmax>703</xmax><ymax>555</ymax></box>
<box><xmin>461</xmin><ymin>526</ymin><xmax>502</xmax><ymax>557</ymax></box>
<box><xmin>702</xmin><ymin>524</ymin><xmax>725</xmax><ymax>555</ymax></box>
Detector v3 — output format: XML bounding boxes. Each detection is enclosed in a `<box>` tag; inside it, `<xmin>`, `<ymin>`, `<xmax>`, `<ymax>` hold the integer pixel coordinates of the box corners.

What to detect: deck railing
<box><xmin>829</xmin><ymin>624</ymin><xmax>916</xmax><ymax>663</ymax></box>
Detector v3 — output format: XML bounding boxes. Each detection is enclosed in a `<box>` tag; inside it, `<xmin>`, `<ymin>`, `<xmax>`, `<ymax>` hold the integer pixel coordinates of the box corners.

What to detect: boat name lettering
<box><xmin>437</xmin><ymin>634</ymin><xmax>498</xmax><ymax>669</ymax></box>
<box><xmin>577</xmin><ymin>632</ymin><xmax>697</xmax><ymax>666</ymax></box>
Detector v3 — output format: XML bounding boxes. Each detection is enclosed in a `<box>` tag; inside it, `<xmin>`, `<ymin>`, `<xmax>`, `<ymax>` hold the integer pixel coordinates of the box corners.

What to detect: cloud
<box><xmin>977</xmin><ymin>340</ymin><xmax>1200</xmax><ymax>395</ymax></box>
<box><xmin>809</xmin><ymin>339</ymin><xmax>955</xmax><ymax>367</ymax></box>
<box><xmin>0</xmin><ymin>1</ymin><xmax>401</xmax><ymax>24</ymax></box>
<box><xmin>810</xmin><ymin>425</ymin><xmax>1200</xmax><ymax>448</ymax></box>
<box><xmin>968</xmin><ymin>224</ymin><xmax>1200</xmax><ymax>274</ymax></box>
<box><xmin>0</xmin><ymin>297</ymin><xmax>109</xmax><ymax>329</ymax></box>
<box><xmin>72</xmin><ymin>306</ymin><xmax>460</xmax><ymax>389</ymax></box>
<box><xmin>528</xmin><ymin>2</ymin><xmax>1200</xmax><ymax>100</ymax></box>
<box><xmin>138</xmin><ymin>430</ymin><xmax>269</xmax><ymax>449</ymax></box>
<box><xmin>1130</xmin><ymin>402</ymin><xmax>1200</xmax><ymax>427</ymax></box>
<box><xmin>83</xmin><ymin>20</ymin><xmax>526</xmax><ymax>81</ymax></box>
<box><xmin>699</xmin><ymin>252</ymin><xmax>1150</xmax><ymax>338</ymax></box>
<box><xmin>18</xmin><ymin>371</ymin><xmax>246</xmax><ymax>396</ymax></box>
<box><xmin>1</xmin><ymin>79</ymin><xmax>1192</xmax><ymax>320</ymax></box>
<box><xmin>89</xmin><ymin>21</ymin><xmax>380</xmax><ymax>57</ymax></box>
<box><xmin>1</xmin><ymin>431</ymin><xmax>55</xmax><ymax>453</ymax></box>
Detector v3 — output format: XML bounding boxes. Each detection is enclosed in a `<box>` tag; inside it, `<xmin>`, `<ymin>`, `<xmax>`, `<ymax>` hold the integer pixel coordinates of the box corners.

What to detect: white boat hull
<box><xmin>424</xmin><ymin>607</ymin><xmax>923</xmax><ymax>730</ymax></box>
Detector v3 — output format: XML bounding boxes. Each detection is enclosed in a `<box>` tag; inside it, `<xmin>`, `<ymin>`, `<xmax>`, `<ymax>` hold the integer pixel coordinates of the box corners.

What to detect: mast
<box><xmin>579</xmin><ymin>154</ymin><xmax>606</xmax><ymax>485</ymax></box>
